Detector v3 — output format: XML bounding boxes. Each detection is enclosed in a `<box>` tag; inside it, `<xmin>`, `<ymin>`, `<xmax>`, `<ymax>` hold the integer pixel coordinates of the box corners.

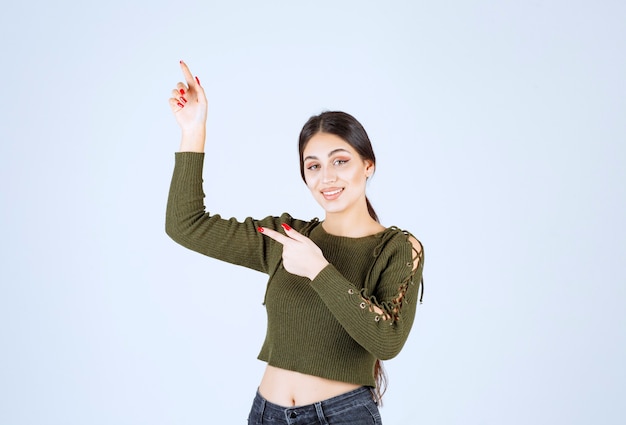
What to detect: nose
<box><xmin>322</xmin><ymin>167</ymin><xmax>337</xmax><ymax>183</ymax></box>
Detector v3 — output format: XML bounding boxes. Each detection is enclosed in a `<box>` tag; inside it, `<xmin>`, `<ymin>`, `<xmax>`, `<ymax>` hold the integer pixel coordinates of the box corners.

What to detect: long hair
<box><xmin>298</xmin><ymin>111</ymin><xmax>388</xmax><ymax>403</ymax></box>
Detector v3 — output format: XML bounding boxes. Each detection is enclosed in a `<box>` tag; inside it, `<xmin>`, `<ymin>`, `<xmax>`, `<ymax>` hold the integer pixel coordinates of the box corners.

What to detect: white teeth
<box><xmin>323</xmin><ymin>189</ymin><xmax>342</xmax><ymax>196</ymax></box>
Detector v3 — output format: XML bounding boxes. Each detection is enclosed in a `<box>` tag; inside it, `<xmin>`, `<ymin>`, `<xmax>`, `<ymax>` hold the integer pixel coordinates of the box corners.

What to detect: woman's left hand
<box><xmin>259</xmin><ymin>224</ymin><xmax>329</xmax><ymax>280</ymax></box>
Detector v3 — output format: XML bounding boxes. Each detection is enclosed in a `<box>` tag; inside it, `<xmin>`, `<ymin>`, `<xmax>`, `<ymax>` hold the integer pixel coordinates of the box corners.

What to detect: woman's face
<box><xmin>302</xmin><ymin>132</ymin><xmax>374</xmax><ymax>217</ymax></box>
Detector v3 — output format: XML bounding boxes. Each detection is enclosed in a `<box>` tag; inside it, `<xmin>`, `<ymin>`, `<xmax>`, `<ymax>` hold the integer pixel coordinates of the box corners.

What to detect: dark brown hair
<box><xmin>298</xmin><ymin>111</ymin><xmax>388</xmax><ymax>403</ymax></box>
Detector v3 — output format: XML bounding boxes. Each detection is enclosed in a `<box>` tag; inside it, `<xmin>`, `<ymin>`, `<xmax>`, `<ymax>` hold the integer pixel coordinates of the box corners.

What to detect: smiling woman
<box><xmin>165</xmin><ymin>61</ymin><xmax>425</xmax><ymax>425</ymax></box>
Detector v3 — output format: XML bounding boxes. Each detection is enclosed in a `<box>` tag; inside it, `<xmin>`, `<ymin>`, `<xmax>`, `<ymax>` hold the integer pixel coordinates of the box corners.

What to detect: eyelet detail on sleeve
<box><xmin>348</xmin><ymin>289</ymin><xmax>355</xmax><ymax>295</ymax></box>
<box><xmin>406</xmin><ymin>262</ymin><xmax>412</xmax><ymax>267</ymax></box>
<box><xmin>359</xmin><ymin>302</ymin><xmax>366</xmax><ymax>309</ymax></box>
<box><xmin>374</xmin><ymin>316</ymin><xmax>380</xmax><ymax>322</ymax></box>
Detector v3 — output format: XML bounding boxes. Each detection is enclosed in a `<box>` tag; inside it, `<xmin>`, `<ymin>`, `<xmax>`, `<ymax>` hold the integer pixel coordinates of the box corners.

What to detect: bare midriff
<box><xmin>258</xmin><ymin>365</ymin><xmax>362</xmax><ymax>407</ymax></box>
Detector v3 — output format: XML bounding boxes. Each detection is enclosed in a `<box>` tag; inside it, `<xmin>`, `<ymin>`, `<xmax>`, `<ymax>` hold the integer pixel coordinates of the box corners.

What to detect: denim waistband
<box><xmin>250</xmin><ymin>386</ymin><xmax>377</xmax><ymax>424</ymax></box>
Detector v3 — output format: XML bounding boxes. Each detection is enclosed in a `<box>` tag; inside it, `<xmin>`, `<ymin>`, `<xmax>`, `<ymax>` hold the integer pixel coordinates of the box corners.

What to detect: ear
<box><xmin>364</xmin><ymin>160</ymin><xmax>375</xmax><ymax>177</ymax></box>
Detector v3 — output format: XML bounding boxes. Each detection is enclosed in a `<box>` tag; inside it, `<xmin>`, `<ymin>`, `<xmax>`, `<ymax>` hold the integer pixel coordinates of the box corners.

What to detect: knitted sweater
<box><xmin>165</xmin><ymin>152</ymin><xmax>424</xmax><ymax>387</ymax></box>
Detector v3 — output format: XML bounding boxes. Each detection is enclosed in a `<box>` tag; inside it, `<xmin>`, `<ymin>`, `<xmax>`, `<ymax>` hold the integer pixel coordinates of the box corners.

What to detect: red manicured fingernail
<box><xmin>177</xmin><ymin>102</ymin><xmax>184</xmax><ymax>108</ymax></box>
<box><xmin>281</xmin><ymin>223</ymin><xmax>291</xmax><ymax>231</ymax></box>
<box><xmin>257</xmin><ymin>227</ymin><xmax>264</xmax><ymax>233</ymax></box>
<box><xmin>180</xmin><ymin>96</ymin><xmax>187</xmax><ymax>103</ymax></box>
<box><xmin>195</xmin><ymin>76</ymin><xmax>201</xmax><ymax>86</ymax></box>
<box><xmin>179</xmin><ymin>88</ymin><xmax>185</xmax><ymax>95</ymax></box>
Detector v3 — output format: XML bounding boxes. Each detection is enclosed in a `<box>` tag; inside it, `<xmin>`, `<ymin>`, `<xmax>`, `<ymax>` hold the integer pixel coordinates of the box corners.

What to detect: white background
<box><xmin>1</xmin><ymin>1</ymin><xmax>624</xmax><ymax>424</ymax></box>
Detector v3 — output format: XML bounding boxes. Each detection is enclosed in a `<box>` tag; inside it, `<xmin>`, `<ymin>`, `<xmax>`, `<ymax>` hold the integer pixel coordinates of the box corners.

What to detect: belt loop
<box><xmin>314</xmin><ymin>401</ymin><xmax>328</xmax><ymax>425</ymax></box>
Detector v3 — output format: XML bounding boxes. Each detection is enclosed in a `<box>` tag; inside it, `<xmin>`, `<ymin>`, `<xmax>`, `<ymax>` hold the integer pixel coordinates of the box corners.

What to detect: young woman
<box><xmin>166</xmin><ymin>61</ymin><xmax>424</xmax><ymax>425</ymax></box>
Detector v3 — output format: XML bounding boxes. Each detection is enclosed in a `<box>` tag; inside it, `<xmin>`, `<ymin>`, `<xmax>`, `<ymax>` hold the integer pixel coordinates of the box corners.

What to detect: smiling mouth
<box><xmin>321</xmin><ymin>188</ymin><xmax>344</xmax><ymax>199</ymax></box>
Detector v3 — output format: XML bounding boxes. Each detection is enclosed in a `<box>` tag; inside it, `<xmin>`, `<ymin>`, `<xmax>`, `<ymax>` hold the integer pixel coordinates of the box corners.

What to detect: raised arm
<box><xmin>166</xmin><ymin>62</ymin><xmax>262</xmax><ymax>269</ymax></box>
<box><xmin>165</xmin><ymin>62</ymin><xmax>295</xmax><ymax>273</ymax></box>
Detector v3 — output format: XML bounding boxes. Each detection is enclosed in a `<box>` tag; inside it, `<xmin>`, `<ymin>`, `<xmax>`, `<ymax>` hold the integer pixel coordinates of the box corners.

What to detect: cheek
<box><xmin>341</xmin><ymin>168</ymin><xmax>365</xmax><ymax>184</ymax></box>
<box><xmin>304</xmin><ymin>175</ymin><xmax>316</xmax><ymax>191</ymax></box>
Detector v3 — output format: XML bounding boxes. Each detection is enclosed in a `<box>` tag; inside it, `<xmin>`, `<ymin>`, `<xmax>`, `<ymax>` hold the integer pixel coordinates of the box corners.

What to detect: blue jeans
<box><xmin>247</xmin><ymin>386</ymin><xmax>383</xmax><ymax>424</ymax></box>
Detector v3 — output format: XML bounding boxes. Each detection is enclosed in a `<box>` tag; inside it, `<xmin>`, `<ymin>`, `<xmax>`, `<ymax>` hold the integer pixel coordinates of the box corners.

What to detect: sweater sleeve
<box><xmin>309</xmin><ymin>234</ymin><xmax>424</xmax><ymax>360</ymax></box>
<box><xmin>165</xmin><ymin>152</ymin><xmax>292</xmax><ymax>273</ymax></box>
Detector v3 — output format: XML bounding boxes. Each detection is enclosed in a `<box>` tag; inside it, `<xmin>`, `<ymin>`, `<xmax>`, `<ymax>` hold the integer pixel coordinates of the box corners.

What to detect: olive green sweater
<box><xmin>166</xmin><ymin>152</ymin><xmax>424</xmax><ymax>387</ymax></box>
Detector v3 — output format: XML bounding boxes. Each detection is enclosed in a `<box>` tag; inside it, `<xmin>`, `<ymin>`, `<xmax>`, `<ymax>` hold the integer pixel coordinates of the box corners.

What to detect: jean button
<box><xmin>289</xmin><ymin>411</ymin><xmax>297</xmax><ymax>418</ymax></box>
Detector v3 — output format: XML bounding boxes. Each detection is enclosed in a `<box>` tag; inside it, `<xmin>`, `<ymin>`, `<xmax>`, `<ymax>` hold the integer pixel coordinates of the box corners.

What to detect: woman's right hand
<box><xmin>169</xmin><ymin>61</ymin><xmax>207</xmax><ymax>152</ymax></box>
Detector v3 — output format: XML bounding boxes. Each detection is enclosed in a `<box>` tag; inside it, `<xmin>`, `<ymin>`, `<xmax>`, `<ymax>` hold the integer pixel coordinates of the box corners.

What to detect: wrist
<box><xmin>179</xmin><ymin>127</ymin><xmax>206</xmax><ymax>152</ymax></box>
<box><xmin>308</xmin><ymin>260</ymin><xmax>329</xmax><ymax>281</ymax></box>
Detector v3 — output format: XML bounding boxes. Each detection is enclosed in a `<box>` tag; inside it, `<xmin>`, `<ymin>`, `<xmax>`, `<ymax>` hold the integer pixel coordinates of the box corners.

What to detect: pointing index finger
<box><xmin>258</xmin><ymin>227</ymin><xmax>291</xmax><ymax>245</ymax></box>
<box><xmin>179</xmin><ymin>60</ymin><xmax>196</xmax><ymax>87</ymax></box>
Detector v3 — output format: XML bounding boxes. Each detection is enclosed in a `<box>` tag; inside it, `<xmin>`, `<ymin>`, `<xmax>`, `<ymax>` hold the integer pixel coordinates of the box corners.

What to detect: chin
<box><xmin>319</xmin><ymin>201</ymin><xmax>349</xmax><ymax>215</ymax></box>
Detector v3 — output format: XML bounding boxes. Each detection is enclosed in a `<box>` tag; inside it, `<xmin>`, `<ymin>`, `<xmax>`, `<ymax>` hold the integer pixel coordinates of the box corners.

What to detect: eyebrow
<box><xmin>303</xmin><ymin>148</ymin><xmax>351</xmax><ymax>162</ymax></box>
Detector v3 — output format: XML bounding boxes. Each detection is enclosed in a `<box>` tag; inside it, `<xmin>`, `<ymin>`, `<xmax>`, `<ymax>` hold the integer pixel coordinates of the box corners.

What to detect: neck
<box><xmin>322</xmin><ymin>208</ymin><xmax>384</xmax><ymax>238</ymax></box>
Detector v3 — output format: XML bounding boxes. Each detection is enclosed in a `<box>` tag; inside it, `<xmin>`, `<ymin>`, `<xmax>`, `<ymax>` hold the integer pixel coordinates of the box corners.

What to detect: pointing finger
<box><xmin>179</xmin><ymin>60</ymin><xmax>197</xmax><ymax>88</ymax></box>
<box><xmin>258</xmin><ymin>227</ymin><xmax>291</xmax><ymax>245</ymax></box>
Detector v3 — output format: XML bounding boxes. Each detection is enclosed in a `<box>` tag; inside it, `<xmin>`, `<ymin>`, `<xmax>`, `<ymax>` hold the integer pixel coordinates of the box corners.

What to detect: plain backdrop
<box><xmin>1</xmin><ymin>1</ymin><xmax>624</xmax><ymax>424</ymax></box>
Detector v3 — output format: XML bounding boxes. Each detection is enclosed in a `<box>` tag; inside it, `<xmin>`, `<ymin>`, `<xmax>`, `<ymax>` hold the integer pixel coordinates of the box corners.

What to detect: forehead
<box><xmin>303</xmin><ymin>133</ymin><xmax>356</xmax><ymax>158</ymax></box>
